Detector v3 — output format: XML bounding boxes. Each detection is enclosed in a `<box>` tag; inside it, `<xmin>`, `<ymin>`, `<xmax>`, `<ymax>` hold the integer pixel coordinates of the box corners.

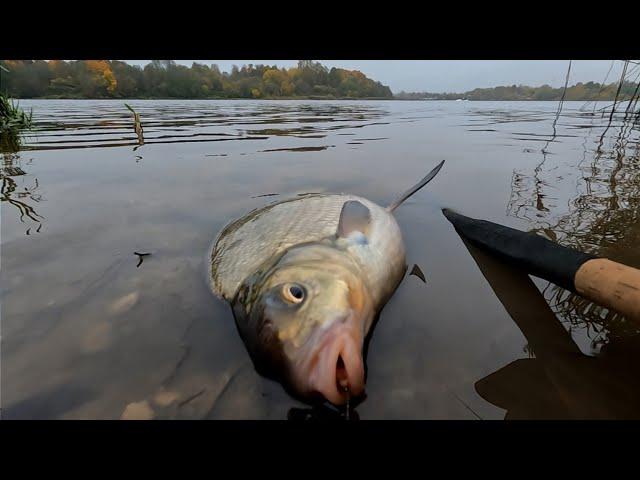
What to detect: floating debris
<box><xmin>134</xmin><ymin>251</ymin><xmax>151</xmax><ymax>268</ymax></box>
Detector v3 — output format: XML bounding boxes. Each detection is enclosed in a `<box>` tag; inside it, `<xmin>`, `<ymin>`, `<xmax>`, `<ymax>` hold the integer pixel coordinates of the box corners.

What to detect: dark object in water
<box><xmin>442</xmin><ymin>209</ymin><xmax>640</xmax><ymax>323</ymax></box>
<box><xmin>134</xmin><ymin>251</ymin><xmax>151</xmax><ymax>268</ymax></box>
<box><xmin>260</xmin><ymin>146</ymin><xmax>333</xmax><ymax>153</ymax></box>
<box><xmin>251</xmin><ymin>193</ymin><xmax>280</xmax><ymax>198</ymax></box>
<box><xmin>409</xmin><ymin>264</ymin><xmax>426</xmax><ymax>283</ymax></box>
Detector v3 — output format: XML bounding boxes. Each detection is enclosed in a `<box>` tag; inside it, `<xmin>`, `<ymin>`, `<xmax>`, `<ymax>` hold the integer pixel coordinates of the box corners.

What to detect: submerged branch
<box><xmin>124</xmin><ymin>103</ymin><xmax>144</xmax><ymax>145</ymax></box>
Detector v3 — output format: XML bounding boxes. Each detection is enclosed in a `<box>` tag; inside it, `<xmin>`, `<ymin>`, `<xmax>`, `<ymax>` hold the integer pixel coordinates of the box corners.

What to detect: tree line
<box><xmin>0</xmin><ymin>60</ymin><xmax>393</xmax><ymax>99</ymax></box>
<box><xmin>395</xmin><ymin>81</ymin><xmax>640</xmax><ymax>101</ymax></box>
<box><xmin>4</xmin><ymin>60</ymin><xmax>637</xmax><ymax>101</ymax></box>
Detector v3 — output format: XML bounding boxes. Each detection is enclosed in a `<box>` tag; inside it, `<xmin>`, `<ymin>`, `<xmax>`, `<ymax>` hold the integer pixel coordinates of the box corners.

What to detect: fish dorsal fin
<box><xmin>387</xmin><ymin>159</ymin><xmax>445</xmax><ymax>212</ymax></box>
<box><xmin>337</xmin><ymin>200</ymin><xmax>371</xmax><ymax>238</ymax></box>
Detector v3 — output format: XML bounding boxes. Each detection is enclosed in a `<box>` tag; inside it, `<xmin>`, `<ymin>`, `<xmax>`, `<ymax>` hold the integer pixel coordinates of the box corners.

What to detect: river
<box><xmin>2</xmin><ymin>99</ymin><xmax>639</xmax><ymax>419</ymax></box>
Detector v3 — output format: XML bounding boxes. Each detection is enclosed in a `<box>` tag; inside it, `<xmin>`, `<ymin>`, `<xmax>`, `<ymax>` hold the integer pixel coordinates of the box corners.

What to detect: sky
<box><xmin>123</xmin><ymin>60</ymin><xmax>627</xmax><ymax>93</ymax></box>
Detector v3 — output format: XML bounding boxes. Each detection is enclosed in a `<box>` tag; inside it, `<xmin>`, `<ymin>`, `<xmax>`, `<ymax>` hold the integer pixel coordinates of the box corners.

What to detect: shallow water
<box><xmin>2</xmin><ymin>99</ymin><xmax>639</xmax><ymax>419</ymax></box>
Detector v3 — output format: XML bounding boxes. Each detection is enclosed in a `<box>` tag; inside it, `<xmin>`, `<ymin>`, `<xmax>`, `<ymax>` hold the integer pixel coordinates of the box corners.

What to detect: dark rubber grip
<box><xmin>442</xmin><ymin>209</ymin><xmax>597</xmax><ymax>292</ymax></box>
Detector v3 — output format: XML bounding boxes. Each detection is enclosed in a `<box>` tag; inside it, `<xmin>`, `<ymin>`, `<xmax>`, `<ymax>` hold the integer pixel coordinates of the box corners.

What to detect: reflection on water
<box><xmin>17</xmin><ymin>100</ymin><xmax>389</xmax><ymax>151</ymax></box>
<box><xmin>1</xmin><ymin>153</ymin><xmax>44</xmax><ymax>235</ymax></box>
<box><xmin>504</xmin><ymin>102</ymin><xmax>640</xmax><ymax>356</ymax></box>
<box><xmin>2</xmin><ymin>99</ymin><xmax>639</xmax><ymax>419</ymax></box>
<box><xmin>465</xmin><ymin>241</ymin><xmax>640</xmax><ymax>419</ymax></box>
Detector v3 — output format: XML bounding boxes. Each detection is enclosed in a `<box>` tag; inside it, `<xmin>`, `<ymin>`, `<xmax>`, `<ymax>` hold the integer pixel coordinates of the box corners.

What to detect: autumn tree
<box><xmin>84</xmin><ymin>60</ymin><xmax>118</xmax><ymax>96</ymax></box>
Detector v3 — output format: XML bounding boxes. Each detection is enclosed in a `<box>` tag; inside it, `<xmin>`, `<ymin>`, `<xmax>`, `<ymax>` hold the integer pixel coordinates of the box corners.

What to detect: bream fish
<box><xmin>210</xmin><ymin>160</ymin><xmax>445</xmax><ymax>405</ymax></box>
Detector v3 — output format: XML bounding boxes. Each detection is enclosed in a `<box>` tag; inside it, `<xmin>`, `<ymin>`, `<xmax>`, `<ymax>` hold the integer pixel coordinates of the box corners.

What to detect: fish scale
<box><xmin>211</xmin><ymin>194</ymin><xmax>363</xmax><ymax>301</ymax></box>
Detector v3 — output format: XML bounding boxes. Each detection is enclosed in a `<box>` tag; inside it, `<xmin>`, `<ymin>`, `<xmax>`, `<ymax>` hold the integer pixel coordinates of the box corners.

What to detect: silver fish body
<box><xmin>209</xmin><ymin>161</ymin><xmax>444</xmax><ymax>406</ymax></box>
<box><xmin>210</xmin><ymin>193</ymin><xmax>406</xmax><ymax>311</ymax></box>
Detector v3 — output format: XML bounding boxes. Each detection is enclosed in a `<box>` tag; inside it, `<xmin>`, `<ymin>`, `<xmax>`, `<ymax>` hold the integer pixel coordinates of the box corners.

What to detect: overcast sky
<box><xmin>123</xmin><ymin>60</ymin><xmax>627</xmax><ymax>93</ymax></box>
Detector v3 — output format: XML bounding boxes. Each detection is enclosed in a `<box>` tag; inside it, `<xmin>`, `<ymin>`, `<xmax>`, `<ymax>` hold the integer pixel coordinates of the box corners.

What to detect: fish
<box><xmin>209</xmin><ymin>160</ymin><xmax>445</xmax><ymax>406</ymax></box>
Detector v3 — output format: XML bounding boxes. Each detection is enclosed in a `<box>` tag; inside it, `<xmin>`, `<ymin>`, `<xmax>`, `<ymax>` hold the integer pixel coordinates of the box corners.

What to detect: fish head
<box><xmin>232</xmin><ymin>242</ymin><xmax>374</xmax><ymax>406</ymax></box>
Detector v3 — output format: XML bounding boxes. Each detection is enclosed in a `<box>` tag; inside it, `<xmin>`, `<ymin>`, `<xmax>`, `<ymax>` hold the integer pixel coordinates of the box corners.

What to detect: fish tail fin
<box><xmin>386</xmin><ymin>160</ymin><xmax>445</xmax><ymax>213</ymax></box>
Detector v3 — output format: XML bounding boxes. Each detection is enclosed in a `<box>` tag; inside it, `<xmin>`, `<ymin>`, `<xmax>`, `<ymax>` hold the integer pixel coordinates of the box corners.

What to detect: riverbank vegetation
<box><xmin>0</xmin><ymin>60</ymin><xmax>393</xmax><ymax>99</ymax></box>
<box><xmin>1</xmin><ymin>65</ymin><xmax>33</xmax><ymax>151</ymax></box>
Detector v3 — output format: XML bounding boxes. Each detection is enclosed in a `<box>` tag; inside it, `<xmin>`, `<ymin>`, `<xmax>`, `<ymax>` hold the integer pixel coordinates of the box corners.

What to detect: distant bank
<box><xmin>395</xmin><ymin>81</ymin><xmax>639</xmax><ymax>102</ymax></box>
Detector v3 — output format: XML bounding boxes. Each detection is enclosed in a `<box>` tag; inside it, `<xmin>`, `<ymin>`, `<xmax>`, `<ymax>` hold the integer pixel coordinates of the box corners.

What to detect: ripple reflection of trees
<box><xmin>507</xmin><ymin>106</ymin><xmax>640</xmax><ymax>352</ymax></box>
<box><xmin>1</xmin><ymin>153</ymin><xmax>44</xmax><ymax>233</ymax></box>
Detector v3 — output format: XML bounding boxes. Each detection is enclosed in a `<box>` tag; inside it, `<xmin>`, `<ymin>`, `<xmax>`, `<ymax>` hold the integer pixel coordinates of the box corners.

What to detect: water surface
<box><xmin>2</xmin><ymin>99</ymin><xmax>639</xmax><ymax>419</ymax></box>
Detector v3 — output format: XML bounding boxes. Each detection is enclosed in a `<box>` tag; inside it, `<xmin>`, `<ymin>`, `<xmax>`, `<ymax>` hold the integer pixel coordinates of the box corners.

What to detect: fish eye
<box><xmin>282</xmin><ymin>283</ymin><xmax>305</xmax><ymax>304</ymax></box>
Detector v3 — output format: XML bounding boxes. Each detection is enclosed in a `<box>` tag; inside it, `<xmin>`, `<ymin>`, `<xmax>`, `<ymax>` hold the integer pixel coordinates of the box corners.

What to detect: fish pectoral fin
<box><xmin>337</xmin><ymin>200</ymin><xmax>371</xmax><ymax>238</ymax></box>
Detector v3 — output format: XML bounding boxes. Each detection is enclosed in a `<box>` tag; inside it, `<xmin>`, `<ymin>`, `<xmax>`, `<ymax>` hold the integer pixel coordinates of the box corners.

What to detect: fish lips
<box><xmin>231</xmin><ymin>266</ymin><xmax>370</xmax><ymax>407</ymax></box>
<box><xmin>295</xmin><ymin>314</ymin><xmax>366</xmax><ymax>406</ymax></box>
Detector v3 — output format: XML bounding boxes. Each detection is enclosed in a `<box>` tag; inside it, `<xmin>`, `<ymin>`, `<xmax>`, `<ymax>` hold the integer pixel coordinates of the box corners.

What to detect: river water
<box><xmin>2</xmin><ymin>99</ymin><xmax>639</xmax><ymax>419</ymax></box>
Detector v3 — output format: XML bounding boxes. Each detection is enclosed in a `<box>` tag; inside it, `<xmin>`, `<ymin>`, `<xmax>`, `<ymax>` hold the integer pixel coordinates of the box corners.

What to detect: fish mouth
<box><xmin>304</xmin><ymin>317</ymin><xmax>365</xmax><ymax>406</ymax></box>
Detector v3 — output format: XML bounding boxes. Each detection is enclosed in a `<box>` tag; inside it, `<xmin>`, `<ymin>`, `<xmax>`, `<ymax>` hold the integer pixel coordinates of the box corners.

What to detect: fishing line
<box><xmin>344</xmin><ymin>386</ymin><xmax>350</xmax><ymax>421</ymax></box>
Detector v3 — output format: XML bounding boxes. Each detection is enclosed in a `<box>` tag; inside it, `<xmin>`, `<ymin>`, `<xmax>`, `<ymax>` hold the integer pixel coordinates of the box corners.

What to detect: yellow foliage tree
<box><xmin>85</xmin><ymin>60</ymin><xmax>118</xmax><ymax>94</ymax></box>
